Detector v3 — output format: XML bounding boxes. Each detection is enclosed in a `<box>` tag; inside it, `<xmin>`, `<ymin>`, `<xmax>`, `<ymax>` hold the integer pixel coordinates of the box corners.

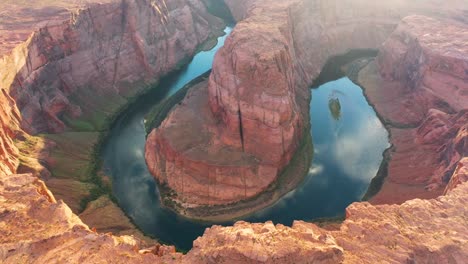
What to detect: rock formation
<box><xmin>145</xmin><ymin>0</ymin><xmax>468</xmax><ymax>217</ymax></box>
<box><xmin>187</xmin><ymin>166</ymin><xmax>468</xmax><ymax>263</ymax></box>
<box><xmin>0</xmin><ymin>0</ymin><xmax>224</xmax><ymax>235</ymax></box>
<box><xmin>358</xmin><ymin>15</ymin><xmax>468</xmax><ymax>203</ymax></box>
<box><xmin>1</xmin><ymin>0</ymin><xmax>468</xmax><ymax>263</ymax></box>
<box><xmin>2</xmin><ymin>163</ymin><xmax>467</xmax><ymax>263</ymax></box>
<box><xmin>146</xmin><ymin>0</ymin><xmax>311</xmax><ymax>216</ymax></box>
<box><xmin>0</xmin><ymin>0</ymin><xmax>224</xmax><ymax>134</ymax></box>
<box><xmin>0</xmin><ymin>0</ymin><xmax>225</xmax><ymax>245</ymax></box>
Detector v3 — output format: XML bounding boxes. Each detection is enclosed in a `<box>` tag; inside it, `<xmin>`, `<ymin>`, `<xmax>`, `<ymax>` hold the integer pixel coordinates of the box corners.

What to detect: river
<box><xmin>101</xmin><ymin>26</ymin><xmax>389</xmax><ymax>251</ymax></box>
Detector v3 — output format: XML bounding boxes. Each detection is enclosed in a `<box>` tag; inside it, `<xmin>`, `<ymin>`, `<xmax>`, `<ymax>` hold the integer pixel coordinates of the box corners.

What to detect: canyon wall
<box><xmin>0</xmin><ymin>0</ymin><xmax>223</xmax><ymax>134</ymax></box>
<box><xmin>146</xmin><ymin>0</ymin><xmax>310</xmax><ymax>212</ymax></box>
<box><xmin>145</xmin><ymin>0</ymin><xmax>468</xmax><ymax>212</ymax></box>
<box><xmin>0</xmin><ymin>0</ymin><xmax>226</xmax><ymax>249</ymax></box>
<box><xmin>359</xmin><ymin>15</ymin><xmax>468</xmax><ymax>203</ymax></box>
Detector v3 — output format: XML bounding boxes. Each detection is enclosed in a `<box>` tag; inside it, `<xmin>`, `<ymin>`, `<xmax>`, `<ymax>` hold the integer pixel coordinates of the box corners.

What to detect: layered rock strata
<box><xmin>145</xmin><ymin>0</ymin><xmax>468</xmax><ymax>215</ymax></box>
<box><xmin>358</xmin><ymin>15</ymin><xmax>468</xmax><ymax>203</ymax></box>
<box><xmin>0</xmin><ymin>0</ymin><xmax>223</xmax><ymax>134</ymax></box>
<box><xmin>146</xmin><ymin>0</ymin><xmax>309</xmax><ymax>212</ymax></box>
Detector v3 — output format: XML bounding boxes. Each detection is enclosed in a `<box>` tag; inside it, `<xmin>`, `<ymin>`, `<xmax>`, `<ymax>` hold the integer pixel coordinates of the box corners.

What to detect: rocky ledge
<box><xmin>358</xmin><ymin>15</ymin><xmax>468</xmax><ymax>204</ymax></box>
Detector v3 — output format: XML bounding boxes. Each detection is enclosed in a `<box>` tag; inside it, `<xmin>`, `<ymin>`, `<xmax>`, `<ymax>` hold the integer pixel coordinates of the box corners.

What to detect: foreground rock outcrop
<box><xmin>188</xmin><ymin>162</ymin><xmax>468</xmax><ymax>263</ymax></box>
<box><xmin>2</xmin><ymin>161</ymin><xmax>467</xmax><ymax>263</ymax></box>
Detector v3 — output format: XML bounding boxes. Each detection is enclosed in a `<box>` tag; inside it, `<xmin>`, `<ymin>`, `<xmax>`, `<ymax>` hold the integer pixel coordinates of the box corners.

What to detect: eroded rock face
<box><xmin>188</xmin><ymin>221</ymin><xmax>344</xmax><ymax>264</ymax></box>
<box><xmin>0</xmin><ymin>0</ymin><xmax>223</xmax><ymax>134</ymax></box>
<box><xmin>187</xmin><ymin>174</ymin><xmax>468</xmax><ymax>264</ymax></box>
<box><xmin>0</xmin><ymin>173</ymin><xmax>181</xmax><ymax>263</ymax></box>
<box><xmin>444</xmin><ymin>157</ymin><xmax>468</xmax><ymax>194</ymax></box>
<box><xmin>223</xmin><ymin>0</ymin><xmax>254</xmax><ymax>21</ymax></box>
<box><xmin>146</xmin><ymin>0</ymin><xmax>309</xmax><ymax>212</ymax></box>
<box><xmin>145</xmin><ymin>0</ymin><xmax>468</xmax><ymax>214</ymax></box>
<box><xmin>1</xmin><ymin>0</ymin><xmax>468</xmax><ymax>263</ymax></box>
<box><xmin>3</xmin><ymin>167</ymin><xmax>467</xmax><ymax>263</ymax></box>
<box><xmin>0</xmin><ymin>92</ymin><xmax>21</xmax><ymax>176</ymax></box>
<box><xmin>377</xmin><ymin>16</ymin><xmax>468</xmax><ymax>112</ymax></box>
<box><xmin>361</xmin><ymin>16</ymin><xmax>468</xmax><ymax>203</ymax></box>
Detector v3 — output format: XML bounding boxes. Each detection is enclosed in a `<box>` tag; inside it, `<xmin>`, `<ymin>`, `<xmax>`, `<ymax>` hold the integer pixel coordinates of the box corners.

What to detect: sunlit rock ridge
<box><xmin>1</xmin><ymin>0</ymin><xmax>467</xmax><ymax>263</ymax></box>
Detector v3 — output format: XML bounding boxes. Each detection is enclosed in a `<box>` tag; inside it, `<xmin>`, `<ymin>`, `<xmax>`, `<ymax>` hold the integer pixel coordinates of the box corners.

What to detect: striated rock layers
<box><xmin>0</xmin><ymin>0</ymin><xmax>225</xmax><ymax>238</ymax></box>
<box><xmin>146</xmin><ymin>0</ymin><xmax>310</xmax><ymax>213</ymax></box>
<box><xmin>0</xmin><ymin>0</ymin><xmax>223</xmax><ymax>134</ymax></box>
<box><xmin>359</xmin><ymin>15</ymin><xmax>468</xmax><ymax>203</ymax></box>
<box><xmin>145</xmin><ymin>0</ymin><xmax>468</xmax><ymax>216</ymax></box>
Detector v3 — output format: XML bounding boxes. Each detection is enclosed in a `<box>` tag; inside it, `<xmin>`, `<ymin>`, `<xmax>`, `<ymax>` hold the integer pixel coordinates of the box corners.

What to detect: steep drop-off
<box><xmin>146</xmin><ymin>0</ymin><xmax>310</xmax><ymax>217</ymax></box>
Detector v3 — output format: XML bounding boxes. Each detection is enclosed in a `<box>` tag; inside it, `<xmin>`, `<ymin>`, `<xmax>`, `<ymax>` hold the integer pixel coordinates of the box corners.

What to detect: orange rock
<box><xmin>365</xmin><ymin>16</ymin><xmax>468</xmax><ymax>204</ymax></box>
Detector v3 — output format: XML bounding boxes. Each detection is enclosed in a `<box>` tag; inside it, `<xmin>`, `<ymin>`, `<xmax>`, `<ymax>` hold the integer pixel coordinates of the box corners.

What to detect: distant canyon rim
<box><xmin>0</xmin><ymin>0</ymin><xmax>467</xmax><ymax>263</ymax></box>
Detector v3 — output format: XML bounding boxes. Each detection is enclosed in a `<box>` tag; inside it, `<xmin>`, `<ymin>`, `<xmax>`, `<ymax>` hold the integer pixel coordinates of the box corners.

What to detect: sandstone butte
<box><xmin>0</xmin><ymin>0</ymin><xmax>467</xmax><ymax>263</ymax></box>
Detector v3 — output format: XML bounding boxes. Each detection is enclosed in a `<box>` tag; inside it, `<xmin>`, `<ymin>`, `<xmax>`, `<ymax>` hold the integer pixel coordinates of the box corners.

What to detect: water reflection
<box><xmin>102</xmin><ymin>42</ymin><xmax>389</xmax><ymax>250</ymax></box>
<box><xmin>244</xmin><ymin>77</ymin><xmax>389</xmax><ymax>223</ymax></box>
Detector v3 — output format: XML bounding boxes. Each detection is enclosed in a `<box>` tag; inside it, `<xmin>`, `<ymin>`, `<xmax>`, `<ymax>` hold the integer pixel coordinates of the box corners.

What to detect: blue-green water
<box><xmin>244</xmin><ymin>77</ymin><xmax>390</xmax><ymax>223</ymax></box>
<box><xmin>101</xmin><ymin>27</ymin><xmax>389</xmax><ymax>250</ymax></box>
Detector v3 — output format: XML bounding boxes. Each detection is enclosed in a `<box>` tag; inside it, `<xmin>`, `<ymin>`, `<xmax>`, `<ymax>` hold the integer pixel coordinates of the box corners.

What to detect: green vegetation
<box><xmin>43</xmin><ymin>132</ymin><xmax>99</xmax><ymax>181</ymax></box>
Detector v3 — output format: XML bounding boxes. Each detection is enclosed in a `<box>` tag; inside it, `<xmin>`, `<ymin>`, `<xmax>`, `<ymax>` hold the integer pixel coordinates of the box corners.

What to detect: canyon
<box><xmin>0</xmin><ymin>0</ymin><xmax>467</xmax><ymax>263</ymax></box>
<box><xmin>145</xmin><ymin>0</ymin><xmax>468</xmax><ymax>219</ymax></box>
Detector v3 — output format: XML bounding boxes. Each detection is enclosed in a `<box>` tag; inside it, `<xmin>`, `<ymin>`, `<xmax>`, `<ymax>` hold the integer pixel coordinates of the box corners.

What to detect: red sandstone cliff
<box><xmin>360</xmin><ymin>16</ymin><xmax>468</xmax><ymax>203</ymax></box>
<box><xmin>0</xmin><ymin>0</ymin><xmax>223</xmax><ymax>134</ymax></box>
<box><xmin>146</xmin><ymin>1</ymin><xmax>309</xmax><ymax>211</ymax></box>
